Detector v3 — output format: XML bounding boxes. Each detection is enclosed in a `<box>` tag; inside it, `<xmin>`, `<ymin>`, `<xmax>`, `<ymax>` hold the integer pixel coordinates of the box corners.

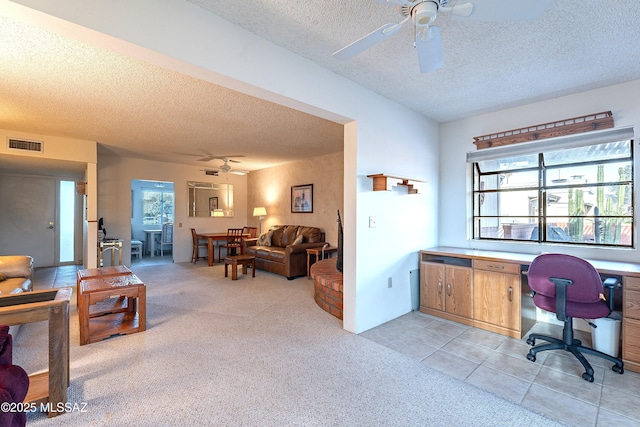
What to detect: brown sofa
<box><xmin>0</xmin><ymin>256</ymin><xmax>33</xmax><ymax>296</ymax></box>
<box><xmin>0</xmin><ymin>256</ymin><xmax>34</xmax><ymax>337</ymax></box>
<box><xmin>244</xmin><ymin>225</ymin><xmax>326</xmax><ymax>280</ymax></box>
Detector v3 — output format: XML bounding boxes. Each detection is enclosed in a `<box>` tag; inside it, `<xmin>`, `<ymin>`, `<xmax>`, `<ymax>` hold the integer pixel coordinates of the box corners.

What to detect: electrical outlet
<box><xmin>387</xmin><ymin>277</ymin><xmax>392</xmax><ymax>288</ymax></box>
<box><xmin>369</xmin><ymin>216</ymin><xmax>377</xmax><ymax>228</ymax></box>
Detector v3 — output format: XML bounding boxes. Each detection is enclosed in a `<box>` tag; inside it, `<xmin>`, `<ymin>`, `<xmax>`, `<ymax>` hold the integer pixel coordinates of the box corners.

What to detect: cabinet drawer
<box><xmin>625</xmin><ymin>276</ymin><xmax>640</xmax><ymax>292</ymax></box>
<box><xmin>474</xmin><ymin>259</ymin><xmax>520</xmax><ymax>275</ymax></box>
<box><xmin>625</xmin><ymin>290</ymin><xmax>640</xmax><ymax>320</ymax></box>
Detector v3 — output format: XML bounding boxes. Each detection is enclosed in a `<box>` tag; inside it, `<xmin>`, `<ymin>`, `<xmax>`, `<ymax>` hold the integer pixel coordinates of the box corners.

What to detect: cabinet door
<box><xmin>445</xmin><ymin>265</ymin><xmax>473</xmax><ymax>319</ymax></box>
<box><xmin>473</xmin><ymin>270</ymin><xmax>521</xmax><ymax>330</ymax></box>
<box><xmin>623</xmin><ymin>317</ymin><xmax>640</xmax><ymax>365</ymax></box>
<box><xmin>420</xmin><ymin>262</ymin><xmax>444</xmax><ymax>311</ymax></box>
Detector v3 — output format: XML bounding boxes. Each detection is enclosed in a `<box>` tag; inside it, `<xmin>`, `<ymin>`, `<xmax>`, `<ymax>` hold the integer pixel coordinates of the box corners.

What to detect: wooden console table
<box><xmin>0</xmin><ymin>287</ymin><xmax>72</xmax><ymax>418</ymax></box>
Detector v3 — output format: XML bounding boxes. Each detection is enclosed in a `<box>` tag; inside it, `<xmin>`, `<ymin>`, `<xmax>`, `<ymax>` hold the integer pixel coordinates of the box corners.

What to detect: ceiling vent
<box><xmin>7</xmin><ymin>138</ymin><xmax>44</xmax><ymax>153</ymax></box>
<box><xmin>204</xmin><ymin>170</ymin><xmax>219</xmax><ymax>176</ymax></box>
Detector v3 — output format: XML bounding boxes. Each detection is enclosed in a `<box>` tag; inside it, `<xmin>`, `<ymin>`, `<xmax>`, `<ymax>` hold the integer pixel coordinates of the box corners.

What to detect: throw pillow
<box><xmin>292</xmin><ymin>234</ymin><xmax>304</xmax><ymax>245</ymax></box>
<box><xmin>257</xmin><ymin>231</ymin><xmax>272</xmax><ymax>246</ymax></box>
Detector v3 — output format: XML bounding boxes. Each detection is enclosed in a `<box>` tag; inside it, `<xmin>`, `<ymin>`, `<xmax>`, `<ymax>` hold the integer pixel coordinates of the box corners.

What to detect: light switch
<box><xmin>369</xmin><ymin>216</ymin><xmax>377</xmax><ymax>228</ymax></box>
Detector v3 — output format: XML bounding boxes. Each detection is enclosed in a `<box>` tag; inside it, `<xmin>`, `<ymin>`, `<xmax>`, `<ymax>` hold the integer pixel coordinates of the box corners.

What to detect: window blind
<box><xmin>466</xmin><ymin>125</ymin><xmax>635</xmax><ymax>163</ymax></box>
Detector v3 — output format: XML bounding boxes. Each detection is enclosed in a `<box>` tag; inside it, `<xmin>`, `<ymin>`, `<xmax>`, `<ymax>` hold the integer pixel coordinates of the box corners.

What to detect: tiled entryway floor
<box><xmin>360</xmin><ymin>311</ymin><xmax>640</xmax><ymax>427</ymax></box>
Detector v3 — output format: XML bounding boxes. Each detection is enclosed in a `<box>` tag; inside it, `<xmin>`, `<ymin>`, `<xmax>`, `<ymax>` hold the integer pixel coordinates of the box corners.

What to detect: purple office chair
<box><xmin>526</xmin><ymin>253</ymin><xmax>624</xmax><ymax>382</ymax></box>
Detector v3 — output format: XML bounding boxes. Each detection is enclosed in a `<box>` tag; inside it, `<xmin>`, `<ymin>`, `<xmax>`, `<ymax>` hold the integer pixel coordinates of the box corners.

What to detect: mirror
<box><xmin>187</xmin><ymin>181</ymin><xmax>234</xmax><ymax>217</ymax></box>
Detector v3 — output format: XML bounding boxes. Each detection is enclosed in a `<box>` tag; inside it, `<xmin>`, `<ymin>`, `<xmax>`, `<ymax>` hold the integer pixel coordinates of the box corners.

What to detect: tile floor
<box><xmin>360</xmin><ymin>311</ymin><xmax>640</xmax><ymax>427</ymax></box>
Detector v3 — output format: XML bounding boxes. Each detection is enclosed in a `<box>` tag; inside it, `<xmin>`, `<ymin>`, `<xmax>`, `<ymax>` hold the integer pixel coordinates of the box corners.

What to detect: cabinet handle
<box><xmin>488</xmin><ymin>264</ymin><xmax>505</xmax><ymax>270</ymax></box>
<box><xmin>438</xmin><ymin>282</ymin><xmax>443</xmax><ymax>294</ymax></box>
<box><xmin>508</xmin><ymin>287</ymin><xmax>513</xmax><ymax>302</ymax></box>
<box><xmin>447</xmin><ymin>283</ymin><xmax>452</xmax><ymax>296</ymax></box>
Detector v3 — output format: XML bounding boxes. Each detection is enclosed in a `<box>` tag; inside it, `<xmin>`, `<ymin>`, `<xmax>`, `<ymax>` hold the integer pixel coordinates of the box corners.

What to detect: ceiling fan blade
<box><xmin>372</xmin><ymin>0</ymin><xmax>413</xmax><ymax>6</ymax></box>
<box><xmin>416</xmin><ymin>26</ymin><xmax>444</xmax><ymax>73</ymax></box>
<box><xmin>230</xmin><ymin>170</ymin><xmax>249</xmax><ymax>176</ymax></box>
<box><xmin>333</xmin><ymin>19</ymin><xmax>408</xmax><ymax>60</ymax></box>
<box><xmin>450</xmin><ymin>0</ymin><xmax>552</xmax><ymax>22</ymax></box>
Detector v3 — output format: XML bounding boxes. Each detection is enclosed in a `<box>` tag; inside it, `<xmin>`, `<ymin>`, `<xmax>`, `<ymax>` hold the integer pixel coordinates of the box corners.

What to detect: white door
<box><xmin>0</xmin><ymin>175</ymin><xmax>56</xmax><ymax>267</ymax></box>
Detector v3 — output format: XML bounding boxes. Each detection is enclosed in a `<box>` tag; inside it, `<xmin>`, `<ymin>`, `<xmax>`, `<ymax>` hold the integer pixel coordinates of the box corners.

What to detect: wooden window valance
<box><xmin>473</xmin><ymin>111</ymin><xmax>614</xmax><ymax>150</ymax></box>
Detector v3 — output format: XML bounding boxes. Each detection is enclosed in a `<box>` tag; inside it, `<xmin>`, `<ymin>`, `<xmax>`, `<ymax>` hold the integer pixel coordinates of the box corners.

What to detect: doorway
<box><xmin>0</xmin><ymin>174</ymin><xmax>82</xmax><ymax>267</ymax></box>
<box><xmin>131</xmin><ymin>180</ymin><xmax>175</xmax><ymax>264</ymax></box>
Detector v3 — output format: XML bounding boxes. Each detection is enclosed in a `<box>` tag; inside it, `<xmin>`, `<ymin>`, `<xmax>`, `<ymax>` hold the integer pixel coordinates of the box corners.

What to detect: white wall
<box><xmin>0</xmin><ymin>128</ymin><xmax>99</xmax><ymax>266</ymax></box>
<box><xmin>439</xmin><ymin>79</ymin><xmax>640</xmax><ymax>264</ymax></box>
<box><xmin>9</xmin><ymin>0</ymin><xmax>440</xmax><ymax>333</ymax></box>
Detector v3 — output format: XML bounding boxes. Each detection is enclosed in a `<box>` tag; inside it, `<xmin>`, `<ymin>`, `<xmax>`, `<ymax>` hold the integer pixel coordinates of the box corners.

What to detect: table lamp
<box><xmin>253</xmin><ymin>207</ymin><xmax>267</xmax><ymax>234</ymax></box>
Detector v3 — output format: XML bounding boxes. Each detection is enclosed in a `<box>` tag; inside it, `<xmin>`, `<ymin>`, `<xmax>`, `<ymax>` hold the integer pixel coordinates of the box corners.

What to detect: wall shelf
<box><xmin>366</xmin><ymin>174</ymin><xmax>425</xmax><ymax>194</ymax></box>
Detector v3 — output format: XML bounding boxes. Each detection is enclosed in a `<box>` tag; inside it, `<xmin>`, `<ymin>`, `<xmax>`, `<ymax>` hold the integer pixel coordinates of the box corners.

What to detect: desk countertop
<box><xmin>421</xmin><ymin>246</ymin><xmax>640</xmax><ymax>276</ymax></box>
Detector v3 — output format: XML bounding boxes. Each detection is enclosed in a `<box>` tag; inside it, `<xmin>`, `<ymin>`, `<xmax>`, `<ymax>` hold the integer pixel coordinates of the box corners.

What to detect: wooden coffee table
<box><xmin>224</xmin><ymin>255</ymin><xmax>256</xmax><ymax>280</ymax></box>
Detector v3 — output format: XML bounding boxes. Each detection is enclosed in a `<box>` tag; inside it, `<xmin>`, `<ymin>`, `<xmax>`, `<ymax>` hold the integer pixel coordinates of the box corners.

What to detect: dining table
<box><xmin>196</xmin><ymin>232</ymin><xmax>250</xmax><ymax>266</ymax></box>
<box><xmin>143</xmin><ymin>229</ymin><xmax>162</xmax><ymax>257</ymax></box>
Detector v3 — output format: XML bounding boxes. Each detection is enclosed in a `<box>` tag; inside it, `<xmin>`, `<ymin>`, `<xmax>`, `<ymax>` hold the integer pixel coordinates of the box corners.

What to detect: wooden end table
<box><xmin>77</xmin><ymin>266</ymin><xmax>146</xmax><ymax>345</ymax></box>
<box><xmin>307</xmin><ymin>246</ymin><xmax>338</xmax><ymax>279</ymax></box>
<box><xmin>224</xmin><ymin>255</ymin><xmax>256</xmax><ymax>280</ymax></box>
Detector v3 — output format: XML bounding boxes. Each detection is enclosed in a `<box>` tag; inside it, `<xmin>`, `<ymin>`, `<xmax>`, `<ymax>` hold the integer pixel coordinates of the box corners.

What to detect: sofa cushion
<box><xmin>270</xmin><ymin>226</ymin><xmax>285</xmax><ymax>247</ymax></box>
<box><xmin>279</xmin><ymin>226</ymin><xmax>299</xmax><ymax>247</ymax></box>
<box><xmin>252</xmin><ymin>247</ymin><xmax>286</xmax><ymax>262</ymax></box>
<box><xmin>257</xmin><ymin>231</ymin><xmax>273</xmax><ymax>246</ymax></box>
<box><xmin>0</xmin><ymin>273</ymin><xmax>5</xmax><ymax>282</ymax></box>
<box><xmin>0</xmin><ymin>256</ymin><xmax>33</xmax><ymax>278</ymax></box>
<box><xmin>297</xmin><ymin>226</ymin><xmax>322</xmax><ymax>244</ymax></box>
<box><xmin>0</xmin><ymin>278</ymin><xmax>30</xmax><ymax>296</ymax></box>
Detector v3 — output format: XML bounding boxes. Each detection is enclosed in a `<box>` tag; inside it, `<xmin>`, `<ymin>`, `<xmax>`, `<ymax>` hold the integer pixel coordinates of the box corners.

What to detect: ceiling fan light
<box><xmin>413</xmin><ymin>1</ymin><xmax>439</xmax><ymax>27</ymax></box>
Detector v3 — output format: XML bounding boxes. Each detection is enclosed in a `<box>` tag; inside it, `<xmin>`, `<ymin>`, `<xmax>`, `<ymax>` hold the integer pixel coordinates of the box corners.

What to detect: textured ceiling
<box><xmin>187</xmin><ymin>0</ymin><xmax>640</xmax><ymax>122</ymax></box>
<box><xmin>1</xmin><ymin>0</ymin><xmax>640</xmax><ymax>173</ymax></box>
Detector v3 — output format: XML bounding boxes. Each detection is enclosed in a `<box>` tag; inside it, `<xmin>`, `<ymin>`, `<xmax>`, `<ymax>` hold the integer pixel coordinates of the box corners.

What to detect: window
<box><xmin>472</xmin><ymin>139</ymin><xmax>634</xmax><ymax>247</ymax></box>
<box><xmin>142</xmin><ymin>190</ymin><xmax>174</xmax><ymax>225</ymax></box>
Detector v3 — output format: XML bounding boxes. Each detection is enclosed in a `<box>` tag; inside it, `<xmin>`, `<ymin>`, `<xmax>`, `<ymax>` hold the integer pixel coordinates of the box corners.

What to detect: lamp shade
<box><xmin>253</xmin><ymin>207</ymin><xmax>267</xmax><ymax>217</ymax></box>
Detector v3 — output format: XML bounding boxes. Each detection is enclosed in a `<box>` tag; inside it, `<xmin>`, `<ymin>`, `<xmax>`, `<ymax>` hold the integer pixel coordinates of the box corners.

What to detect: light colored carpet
<box><xmin>15</xmin><ymin>262</ymin><xmax>564</xmax><ymax>426</ymax></box>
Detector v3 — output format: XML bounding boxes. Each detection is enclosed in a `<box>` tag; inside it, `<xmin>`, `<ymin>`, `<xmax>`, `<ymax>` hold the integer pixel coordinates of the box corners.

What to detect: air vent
<box><xmin>7</xmin><ymin>138</ymin><xmax>44</xmax><ymax>153</ymax></box>
<box><xmin>204</xmin><ymin>170</ymin><xmax>219</xmax><ymax>176</ymax></box>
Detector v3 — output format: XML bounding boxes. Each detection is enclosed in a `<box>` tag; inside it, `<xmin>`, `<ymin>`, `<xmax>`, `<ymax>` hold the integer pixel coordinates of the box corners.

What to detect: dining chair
<box><xmin>131</xmin><ymin>231</ymin><xmax>143</xmax><ymax>260</ymax></box>
<box><xmin>242</xmin><ymin>226</ymin><xmax>258</xmax><ymax>238</ymax></box>
<box><xmin>190</xmin><ymin>228</ymin><xmax>208</xmax><ymax>264</ymax></box>
<box><xmin>219</xmin><ymin>228</ymin><xmax>244</xmax><ymax>261</ymax></box>
<box><xmin>158</xmin><ymin>223</ymin><xmax>173</xmax><ymax>256</ymax></box>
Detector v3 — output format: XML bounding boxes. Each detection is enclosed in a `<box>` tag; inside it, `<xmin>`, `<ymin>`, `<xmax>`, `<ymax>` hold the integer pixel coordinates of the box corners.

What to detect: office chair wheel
<box><xmin>582</xmin><ymin>372</ymin><xmax>594</xmax><ymax>382</ymax></box>
<box><xmin>526</xmin><ymin>337</ymin><xmax>535</xmax><ymax>346</ymax></box>
<box><xmin>612</xmin><ymin>365</ymin><xmax>624</xmax><ymax>374</ymax></box>
<box><xmin>526</xmin><ymin>353</ymin><xmax>536</xmax><ymax>362</ymax></box>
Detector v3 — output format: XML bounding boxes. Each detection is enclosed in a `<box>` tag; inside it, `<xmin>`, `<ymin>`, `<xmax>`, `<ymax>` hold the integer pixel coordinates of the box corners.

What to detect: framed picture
<box><xmin>209</xmin><ymin>196</ymin><xmax>218</xmax><ymax>211</ymax></box>
<box><xmin>291</xmin><ymin>184</ymin><xmax>313</xmax><ymax>213</ymax></box>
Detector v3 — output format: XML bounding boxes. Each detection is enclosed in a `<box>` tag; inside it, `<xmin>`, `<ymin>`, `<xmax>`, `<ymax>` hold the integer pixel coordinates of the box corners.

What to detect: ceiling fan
<box><xmin>333</xmin><ymin>0</ymin><xmax>552</xmax><ymax>73</ymax></box>
<box><xmin>202</xmin><ymin>157</ymin><xmax>249</xmax><ymax>176</ymax></box>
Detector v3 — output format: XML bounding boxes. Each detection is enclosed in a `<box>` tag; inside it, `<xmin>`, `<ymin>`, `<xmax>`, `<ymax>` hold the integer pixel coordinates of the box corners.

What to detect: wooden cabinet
<box><xmin>473</xmin><ymin>260</ymin><xmax>522</xmax><ymax>338</ymax></box>
<box><xmin>623</xmin><ymin>276</ymin><xmax>640</xmax><ymax>373</ymax></box>
<box><xmin>420</xmin><ymin>261</ymin><xmax>473</xmax><ymax>325</ymax></box>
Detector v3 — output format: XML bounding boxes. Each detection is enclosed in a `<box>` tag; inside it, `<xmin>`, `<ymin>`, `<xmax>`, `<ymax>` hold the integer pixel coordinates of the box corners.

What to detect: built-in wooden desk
<box><xmin>420</xmin><ymin>247</ymin><xmax>640</xmax><ymax>373</ymax></box>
